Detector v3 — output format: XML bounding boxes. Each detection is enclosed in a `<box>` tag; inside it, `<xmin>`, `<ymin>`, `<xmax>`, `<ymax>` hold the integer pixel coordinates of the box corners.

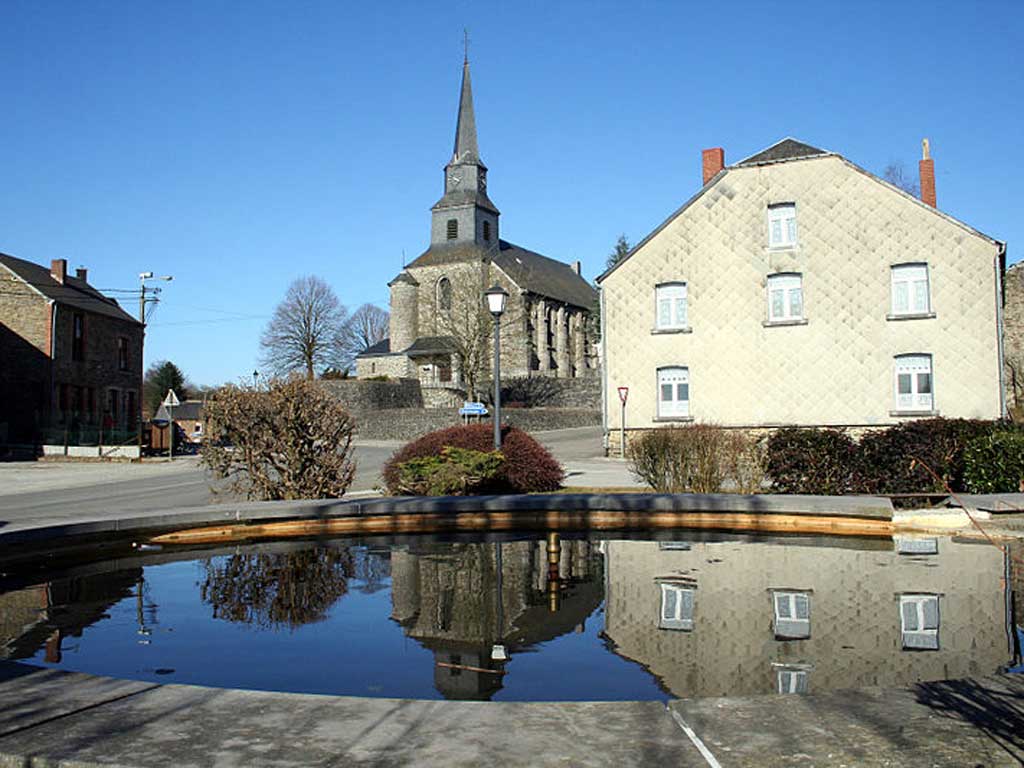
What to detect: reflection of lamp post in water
<box><xmin>136</xmin><ymin>577</ymin><xmax>152</xmax><ymax>644</ymax></box>
<box><xmin>547</xmin><ymin>532</ymin><xmax>562</xmax><ymax>612</ymax></box>
<box><xmin>491</xmin><ymin>541</ymin><xmax>507</xmax><ymax>661</ymax></box>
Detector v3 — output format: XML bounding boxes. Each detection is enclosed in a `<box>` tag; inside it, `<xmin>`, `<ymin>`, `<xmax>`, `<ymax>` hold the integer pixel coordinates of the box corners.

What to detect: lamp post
<box><xmin>138</xmin><ymin>272</ymin><xmax>172</xmax><ymax>459</ymax></box>
<box><xmin>484</xmin><ymin>285</ymin><xmax>509</xmax><ymax>450</ymax></box>
<box><xmin>253</xmin><ymin>370</ymin><xmax>260</xmax><ymax>388</ymax></box>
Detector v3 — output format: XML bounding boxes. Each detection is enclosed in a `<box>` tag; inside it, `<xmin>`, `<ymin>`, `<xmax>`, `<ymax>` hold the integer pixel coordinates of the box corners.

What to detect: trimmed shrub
<box><xmin>628</xmin><ymin>424</ymin><xmax>734</xmax><ymax>493</ymax></box>
<box><xmin>765</xmin><ymin>428</ymin><xmax>858</xmax><ymax>495</ymax></box>
<box><xmin>964</xmin><ymin>431</ymin><xmax>1024</xmax><ymax>493</ymax></box>
<box><xmin>395</xmin><ymin>446</ymin><xmax>505</xmax><ymax>496</ymax></box>
<box><xmin>855</xmin><ymin>419</ymin><xmax>999</xmax><ymax>495</ymax></box>
<box><xmin>725</xmin><ymin>433</ymin><xmax>769</xmax><ymax>495</ymax></box>
<box><xmin>382</xmin><ymin>423</ymin><xmax>563</xmax><ymax>495</ymax></box>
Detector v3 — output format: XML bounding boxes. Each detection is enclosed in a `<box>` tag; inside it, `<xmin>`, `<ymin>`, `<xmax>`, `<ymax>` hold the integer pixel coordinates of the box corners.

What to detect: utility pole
<box><xmin>138</xmin><ymin>272</ymin><xmax>173</xmax><ymax>459</ymax></box>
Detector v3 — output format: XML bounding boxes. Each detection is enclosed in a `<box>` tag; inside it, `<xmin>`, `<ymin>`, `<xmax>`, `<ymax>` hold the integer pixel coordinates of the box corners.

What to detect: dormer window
<box><xmin>446</xmin><ymin>219</ymin><xmax>458</xmax><ymax>240</ymax></box>
<box><xmin>483</xmin><ymin>221</ymin><xmax>491</xmax><ymax>242</ymax></box>
<box><xmin>768</xmin><ymin>203</ymin><xmax>797</xmax><ymax>248</ymax></box>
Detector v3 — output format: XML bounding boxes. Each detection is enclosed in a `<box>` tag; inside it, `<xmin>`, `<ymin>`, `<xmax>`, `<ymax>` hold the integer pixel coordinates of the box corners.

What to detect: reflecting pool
<box><xmin>0</xmin><ymin>532</ymin><xmax>1015</xmax><ymax>701</ymax></box>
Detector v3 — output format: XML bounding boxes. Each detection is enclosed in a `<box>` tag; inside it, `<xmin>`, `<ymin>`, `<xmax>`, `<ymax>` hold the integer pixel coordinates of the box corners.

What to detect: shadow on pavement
<box><xmin>914</xmin><ymin>675</ymin><xmax>1024</xmax><ymax>761</ymax></box>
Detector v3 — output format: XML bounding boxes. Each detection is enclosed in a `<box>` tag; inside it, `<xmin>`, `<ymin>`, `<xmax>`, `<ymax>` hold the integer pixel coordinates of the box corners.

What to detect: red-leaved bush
<box><xmin>382</xmin><ymin>424</ymin><xmax>564</xmax><ymax>495</ymax></box>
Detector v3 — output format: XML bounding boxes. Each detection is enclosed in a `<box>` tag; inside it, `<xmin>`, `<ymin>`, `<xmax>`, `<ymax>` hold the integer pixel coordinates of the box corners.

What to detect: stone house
<box><xmin>356</xmin><ymin>59</ymin><xmax>597</xmax><ymax>398</ymax></box>
<box><xmin>597</xmin><ymin>139</ymin><xmax>1007</xmax><ymax>452</ymax></box>
<box><xmin>0</xmin><ymin>254</ymin><xmax>144</xmax><ymax>446</ymax></box>
<box><xmin>151</xmin><ymin>399</ymin><xmax>206</xmax><ymax>450</ymax></box>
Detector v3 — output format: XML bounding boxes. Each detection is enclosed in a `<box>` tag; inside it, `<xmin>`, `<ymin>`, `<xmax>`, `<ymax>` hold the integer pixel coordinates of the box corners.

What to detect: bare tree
<box><xmin>883</xmin><ymin>162</ymin><xmax>920</xmax><ymax>197</ymax></box>
<box><xmin>339</xmin><ymin>303</ymin><xmax>389</xmax><ymax>370</ymax></box>
<box><xmin>260</xmin><ymin>276</ymin><xmax>347</xmax><ymax>379</ymax></box>
<box><xmin>434</xmin><ymin>277</ymin><xmax>520</xmax><ymax>400</ymax></box>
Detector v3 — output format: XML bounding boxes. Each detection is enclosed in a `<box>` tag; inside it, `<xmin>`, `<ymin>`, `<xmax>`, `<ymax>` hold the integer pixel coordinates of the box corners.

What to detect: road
<box><xmin>0</xmin><ymin>427</ymin><xmax>610</xmax><ymax>527</ymax></box>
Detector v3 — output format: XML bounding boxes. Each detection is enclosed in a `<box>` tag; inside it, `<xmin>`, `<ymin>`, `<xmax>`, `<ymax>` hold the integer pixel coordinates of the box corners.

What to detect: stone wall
<box><xmin>1004</xmin><ymin>262</ymin><xmax>1024</xmax><ymax>413</ymax></box>
<box><xmin>0</xmin><ymin>275</ymin><xmax>50</xmax><ymax>444</ymax></box>
<box><xmin>353</xmin><ymin>407</ymin><xmax>601</xmax><ymax>441</ymax></box>
<box><xmin>355</xmin><ymin>353</ymin><xmax>409</xmax><ymax>380</ymax></box>
<box><xmin>321</xmin><ymin>378</ymin><xmax>423</xmax><ymax>412</ymax></box>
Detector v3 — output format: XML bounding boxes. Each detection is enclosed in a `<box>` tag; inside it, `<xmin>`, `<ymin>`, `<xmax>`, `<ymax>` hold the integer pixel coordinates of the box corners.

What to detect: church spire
<box><xmin>452</xmin><ymin>58</ymin><xmax>480</xmax><ymax>164</ymax></box>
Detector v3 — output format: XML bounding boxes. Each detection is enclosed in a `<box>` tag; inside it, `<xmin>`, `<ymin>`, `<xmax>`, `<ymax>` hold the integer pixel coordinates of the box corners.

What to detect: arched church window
<box><xmin>446</xmin><ymin>219</ymin><xmax>458</xmax><ymax>240</ymax></box>
<box><xmin>438</xmin><ymin>277</ymin><xmax>452</xmax><ymax>311</ymax></box>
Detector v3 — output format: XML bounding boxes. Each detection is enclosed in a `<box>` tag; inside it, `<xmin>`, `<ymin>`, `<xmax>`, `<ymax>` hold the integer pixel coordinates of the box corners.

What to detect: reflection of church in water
<box><xmin>389</xmin><ymin>534</ymin><xmax>602</xmax><ymax>700</ymax></box>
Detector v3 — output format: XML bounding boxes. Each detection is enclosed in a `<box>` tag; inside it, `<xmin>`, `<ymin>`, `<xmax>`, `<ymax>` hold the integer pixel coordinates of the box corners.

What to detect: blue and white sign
<box><xmin>459</xmin><ymin>402</ymin><xmax>489</xmax><ymax>417</ymax></box>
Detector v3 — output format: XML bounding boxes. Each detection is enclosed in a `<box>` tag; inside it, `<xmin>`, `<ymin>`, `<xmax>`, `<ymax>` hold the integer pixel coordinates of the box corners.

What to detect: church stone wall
<box><xmin>355</xmin><ymin>354</ymin><xmax>410</xmax><ymax>379</ymax></box>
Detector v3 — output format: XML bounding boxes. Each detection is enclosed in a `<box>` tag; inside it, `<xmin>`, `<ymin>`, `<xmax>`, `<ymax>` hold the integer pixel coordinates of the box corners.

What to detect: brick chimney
<box><xmin>919</xmin><ymin>138</ymin><xmax>936</xmax><ymax>208</ymax></box>
<box><xmin>50</xmin><ymin>259</ymin><xmax>67</xmax><ymax>284</ymax></box>
<box><xmin>75</xmin><ymin>267</ymin><xmax>88</xmax><ymax>282</ymax></box>
<box><xmin>702</xmin><ymin>147</ymin><xmax>725</xmax><ymax>185</ymax></box>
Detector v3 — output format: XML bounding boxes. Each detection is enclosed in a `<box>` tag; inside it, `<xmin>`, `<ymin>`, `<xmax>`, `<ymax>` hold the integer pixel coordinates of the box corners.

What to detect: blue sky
<box><xmin>1</xmin><ymin>1</ymin><xmax>1021</xmax><ymax>385</ymax></box>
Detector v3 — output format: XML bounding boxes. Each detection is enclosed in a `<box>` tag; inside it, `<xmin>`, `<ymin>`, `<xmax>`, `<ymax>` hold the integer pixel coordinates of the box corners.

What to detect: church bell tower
<box><xmin>430</xmin><ymin>56</ymin><xmax>500</xmax><ymax>248</ymax></box>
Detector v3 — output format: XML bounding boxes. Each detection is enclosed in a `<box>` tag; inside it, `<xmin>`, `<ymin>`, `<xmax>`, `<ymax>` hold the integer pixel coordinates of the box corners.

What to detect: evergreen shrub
<box><xmin>765</xmin><ymin>428</ymin><xmax>858</xmax><ymax>495</ymax></box>
<box><xmin>963</xmin><ymin>431</ymin><xmax>1024</xmax><ymax>493</ymax></box>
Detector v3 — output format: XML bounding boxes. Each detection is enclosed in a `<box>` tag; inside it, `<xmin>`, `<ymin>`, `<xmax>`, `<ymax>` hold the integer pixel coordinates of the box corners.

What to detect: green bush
<box><xmin>628</xmin><ymin>424</ymin><xmax>763</xmax><ymax>493</ymax></box>
<box><xmin>963</xmin><ymin>431</ymin><xmax>1024</xmax><ymax>493</ymax></box>
<box><xmin>395</xmin><ymin>446</ymin><xmax>505</xmax><ymax>496</ymax></box>
<box><xmin>765</xmin><ymin>428</ymin><xmax>858</xmax><ymax>495</ymax></box>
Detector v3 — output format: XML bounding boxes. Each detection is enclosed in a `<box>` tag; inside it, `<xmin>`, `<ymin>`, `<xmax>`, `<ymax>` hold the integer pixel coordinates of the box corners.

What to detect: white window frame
<box><xmin>659</xmin><ymin>583</ymin><xmax>695</xmax><ymax>631</ymax></box>
<box><xmin>655</xmin><ymin>282</ymin><xmax>688</xmax><ymax>330</ymax></box>
<box><xmin>657</xmin><ymin>366</ymin><xmax>690</xmax><ymax>419</ymax></box>
<box><xmin>766</xmin><ymin>273</ymin><xmax>804</xmax><ymax>322</ymax></box>
<box><xmin>890</xmin><ymin>263</ymin><xmax>931</xmax><ymax>316</ymax></box>
<box><xmin>767</xmin><ymin>203</ymin><xmax>797</xmax><ymax>248</ymax></box>
<box><xmin>900</xmin><ymin>594</ymin><xmax>939</xmax><ymax>650</ymax></box>
<box><xmin>776</xmin><ymin>667</ymin><xmax>809</xmax><ymax>694</ymax></box>
<box><xmin>772</xmin><ymin>591</ymin><xmax>810</xmax><ymax>639</ymax></box>
<box><xmin>894</xmin><ymin>354</ymin><xmax>934</xmax><ymax>412</ymax></box>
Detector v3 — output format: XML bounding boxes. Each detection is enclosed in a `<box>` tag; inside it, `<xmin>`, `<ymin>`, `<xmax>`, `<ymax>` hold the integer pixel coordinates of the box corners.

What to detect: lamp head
<box><xmin>484</xmin><ymin>284</ymin><xmax>509</xmax><ymax>317</ymax></box>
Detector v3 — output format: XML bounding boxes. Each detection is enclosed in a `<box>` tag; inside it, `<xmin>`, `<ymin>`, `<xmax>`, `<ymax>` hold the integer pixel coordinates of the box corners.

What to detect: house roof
<box><xmin>407</xmin><ymin>239</ymin><xmax>596</xmax><ymax>310</ymax></box>
<box><xmin>154</xmin><ymin>399</ymin><xmax>204</xmax><ymax>422</ymax></box>
<box><xmin>357</xmin><ymin>338</ymin><xmax>391</xmax><ymax>357</ymax></box>
<box><xmin>735</xmin><ymin>138</ymin><xmax>830</xmax><ymax>166</ymax></box>
<box><xmin>597</xmin><ymin>137</ymin><xmax>1005</xmax><ymax>284</ymax></box>
<box><xmin>0</xmin><ymin>252</ymin><xmax>140</xmax><ymax>324</ymax></box>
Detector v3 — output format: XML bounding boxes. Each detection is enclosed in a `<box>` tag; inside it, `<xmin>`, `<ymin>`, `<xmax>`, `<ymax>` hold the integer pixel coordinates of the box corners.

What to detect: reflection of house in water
<box><xmin>389</xmin><ymin>536</ymin><xmax>602</xmax><ymax>700</ymax></box>
<box><xmin>602</xmin><ymin>537</ymin><xmax>1007</xmax><ymax>698</ymax></box>
<box><xmin>0</xmin><ymin>569</ymin><xmax>142</xmax><ymax>662</ymax></box>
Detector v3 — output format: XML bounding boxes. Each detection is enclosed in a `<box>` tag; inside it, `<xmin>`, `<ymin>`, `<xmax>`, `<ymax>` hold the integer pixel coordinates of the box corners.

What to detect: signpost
<box><xmin>459</xmin><ymin>401</ymin><xmax>489</xmax><ymax>424</ymax></box>
<box><xmin>163</xmin><ymin>389</ymin><xmax>180</xmax><ymax>460</ymax></box>
<box><xmin>617</xmin><ymin>387</ymin><xmax>629</xmax><ymax>458</ymax></box>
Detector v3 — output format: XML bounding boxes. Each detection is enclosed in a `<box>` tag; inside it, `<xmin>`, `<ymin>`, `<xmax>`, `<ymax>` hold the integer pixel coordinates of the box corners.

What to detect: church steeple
<box><xmin>431</xmin><ymin>55</ymin><xmax>499</xmax><ymax>247</ymax></box>
<box><xmin>452</xmin><ymin>59</ymin><xmax>480</xmax><ymax>165</ymax></box>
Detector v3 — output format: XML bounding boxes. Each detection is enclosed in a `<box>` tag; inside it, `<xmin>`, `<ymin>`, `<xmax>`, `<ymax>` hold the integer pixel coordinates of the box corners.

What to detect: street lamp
<box><xmin>484</xmin><ymin>285</ymin><xmax>509</xmax><ymax>450</ymax></box>
<box><xmin>138</xmin><ymin>271</ymin><xmax>173</xmax><ymax>459</ymax></box>
<box><xmin>253</xmin><ymin>370</ymin><xmax>260</xmax><ymax>388</ymax></box>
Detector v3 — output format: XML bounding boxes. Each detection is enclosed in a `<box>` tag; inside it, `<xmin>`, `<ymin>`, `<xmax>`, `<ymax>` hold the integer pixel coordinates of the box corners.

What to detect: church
<box><xmin>356</xmin><ymin>58</ymin><xmax>597</xmax><ymax>396</ymax></box>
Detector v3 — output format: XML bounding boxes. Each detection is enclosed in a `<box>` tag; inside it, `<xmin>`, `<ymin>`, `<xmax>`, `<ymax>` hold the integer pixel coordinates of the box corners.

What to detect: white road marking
<box><xmin>668</xmin><ymin>705</ymin><xmax>723</xmax><ymax>768</ymax></box>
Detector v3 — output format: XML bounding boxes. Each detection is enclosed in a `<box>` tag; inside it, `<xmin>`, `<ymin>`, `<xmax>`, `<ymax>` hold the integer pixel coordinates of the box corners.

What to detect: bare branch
<box><xmin>260</xmin><ymin>276</ymin><xmax>349</xmax><ymax>379</ymax></box>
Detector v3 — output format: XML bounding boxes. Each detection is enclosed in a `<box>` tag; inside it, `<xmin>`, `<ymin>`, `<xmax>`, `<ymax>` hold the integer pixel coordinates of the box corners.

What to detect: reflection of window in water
<box><xmin>896</xmin><ymin>537</ymin><xmax>938</xmax><ymax>555</ymax></box>
<box><xmin>776</xmin><ymin>667</ymin><xmax>809</xmax><ymax>694</ymax></box>
<box><xmin>658</xmin><ymin>583</ymin><xmax>694</xmax><ymax>631</ymax></box>
<box><xmin>658</xmin><ymin>542</ymin><xmax>691</xmax><ymax>551</ymax></box>
<box><xmin>900</xmin><ymin>594</ymin><xmax>940</xmax><ymax>650</ymax></box>
<box><xmin>773</xmin><ymin>591</ymin><xmax>811</xmax><ymax>639</ymax></box>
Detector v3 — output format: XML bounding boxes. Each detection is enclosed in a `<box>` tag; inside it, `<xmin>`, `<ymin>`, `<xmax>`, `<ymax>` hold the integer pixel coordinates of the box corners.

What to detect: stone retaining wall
<box><xmin>321</xmin><ymin>378</ymin><xmax>422</xmax><ymax>411</ymax></box>
<box><xmin>354</xmin><ymin>407</ymin><xmax>601</xmax><ymax>441</ymax></box>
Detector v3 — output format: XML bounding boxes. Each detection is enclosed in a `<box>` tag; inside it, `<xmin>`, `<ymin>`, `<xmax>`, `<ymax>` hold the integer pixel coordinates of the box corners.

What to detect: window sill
<box><xmin>887</xmin><ymin>312</ymin><xmax>936</xmax><ymax>322</ymax></box>
<box><xmin>889</xmin><ymin>410</ymin><xmax>940</xmax><ymax>418</ymax></box>
<box><xmin>651</xmin><ymin>326</ymin><xmax>693</xmax><ymax>335</ymax></box>
<box><xmin>653</xmin><ymin>416</ymin><xmax>695</xmax><ymax>423</ymax></box>
<box><xmin>762</xmin><ymin>318</ymin><xmax>808</xmax><ymax>328</ymax></box>
<box><xmin>765</xmin><ymin>244</ymin><xmax>800</xmax><ymax>254</ymax></box>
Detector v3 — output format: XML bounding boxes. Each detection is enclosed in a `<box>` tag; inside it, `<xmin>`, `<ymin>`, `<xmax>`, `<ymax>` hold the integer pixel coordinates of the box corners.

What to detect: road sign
<box><xmin>459</xmin><ymin>401</ymin><xmax>489</xmax><ymax>417</ymax></box>
<box><xmin>617</xmin><ymin>387</ymin><xmax>629</xmax><ymax>405</ymax></box>
<box><xmin>163</xmin><ymin>389</ymin><xmax>181</xmax><ymax>408</ymax></box>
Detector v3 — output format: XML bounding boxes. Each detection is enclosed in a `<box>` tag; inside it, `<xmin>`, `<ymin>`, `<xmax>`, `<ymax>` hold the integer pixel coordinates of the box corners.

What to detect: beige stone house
<box><xmin>597</xmin><ymin>139</ymin><xmax>1007</xmax><ymax>451</ymax></box>
<box><xmin>356</xmin><ymin>59</ymin><xmax>597</xmax><ymax>397</ymax></box>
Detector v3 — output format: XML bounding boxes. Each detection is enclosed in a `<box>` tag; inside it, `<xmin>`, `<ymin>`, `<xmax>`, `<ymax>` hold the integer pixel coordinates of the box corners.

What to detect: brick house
<box><xmin>356</xmin><ymin>58</ymin><xmax>597</xmax><ymax>395</ymax></box>
<box><xmin>0</xmin><ymin>254</ymin><xmax>144</xmax><ymax>447</ymax></box>
<box><xmin>598</xmin><ymin>139</ymin><xmax>1006</xmax><ymax>453</ymax></box>
<box><xmin>151</xmin><ymin>399</ymin><xmax>206</xmax><ymax>451</ymax></box>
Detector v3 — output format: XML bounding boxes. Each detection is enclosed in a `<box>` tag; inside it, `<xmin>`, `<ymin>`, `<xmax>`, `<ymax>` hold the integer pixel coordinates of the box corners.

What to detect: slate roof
<box><xmin>0</xmin><ymin>252</ymin><xmax>140</xmax><ymax>324</ymax></box>
<box><xmin>736</xmin><ymin>138</ymin><xmax>829</xmax><ymax>166</ymax></box>
<box><xmin>357</xmin><ymin>338</ymin><xmax>391</xmax><ymax>357</ymax></box>
<box><xmin>431</xmin><ymin>187</ymin><xmax>499</xmax><ymax>214</ymax></box>
<box><xmin>407</xmin><ymin>239</ymin><xmax>596</xmax><ymax>310</ymax></box>
<box><xmin>404</xmin><ymin>336</ymin><xmax>457</xmax><ymax>356</ymax></box>
<box><xmin>154</xmin><ymin>399</ymin><xmax>204</xmax><ymax>422</ymax></box>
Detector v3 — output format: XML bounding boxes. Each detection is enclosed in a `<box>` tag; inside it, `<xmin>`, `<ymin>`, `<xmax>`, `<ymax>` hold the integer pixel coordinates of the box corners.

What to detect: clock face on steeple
<box><xmin>447</xmin><ymin>174</ymin><xmax>462</xmax><ymax>188</ymax></box>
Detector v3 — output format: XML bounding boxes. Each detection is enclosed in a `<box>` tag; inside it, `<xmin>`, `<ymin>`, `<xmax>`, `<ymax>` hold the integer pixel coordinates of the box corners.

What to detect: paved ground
<box><xmin>0</xmin><ymin>427</ymin><xmax>639</xmax><ymax>530</ymax></box>
<box><xmin>0</xmin><ymin>661</ymin><xmax>1021</xmax><ymax>767</ymax></box>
